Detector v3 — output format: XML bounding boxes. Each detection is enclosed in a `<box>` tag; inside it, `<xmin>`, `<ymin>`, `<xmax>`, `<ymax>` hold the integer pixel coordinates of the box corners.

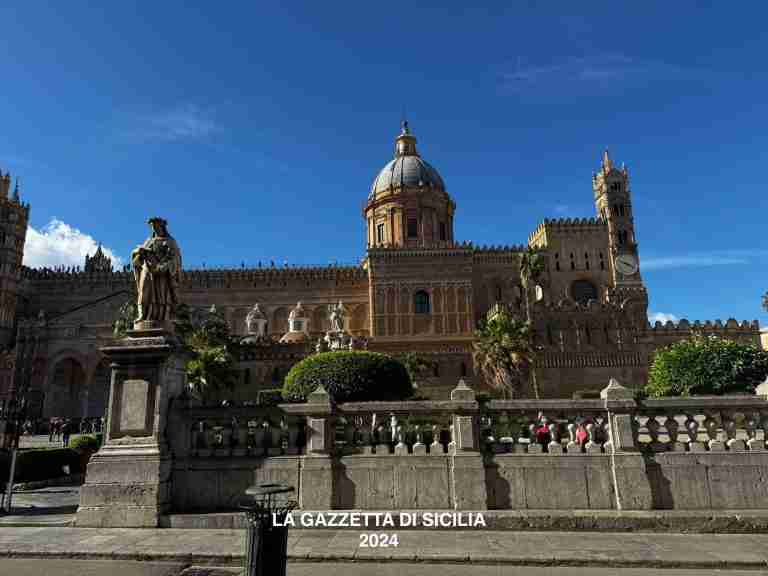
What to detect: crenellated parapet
<box><xmin>528</xmin><ymin>217</ymin><xmax>606</xmax><ymax>247</ymax></box>
<box><xmin>22</xmin><ymin>263</ymin><xmax>369</xmax><ymax>288</ymax></box>
<box><xmin>648</xmin><ymin>318</ymin><xmax>761</xmax><ymax>346</ymax></box>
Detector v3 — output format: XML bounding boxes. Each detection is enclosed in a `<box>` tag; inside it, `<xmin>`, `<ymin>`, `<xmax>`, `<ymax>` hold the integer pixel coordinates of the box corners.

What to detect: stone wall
<box><xmin>162</xmin><ymin>379</ymin><xmax>768</xmax><ymax>516</ymax></box>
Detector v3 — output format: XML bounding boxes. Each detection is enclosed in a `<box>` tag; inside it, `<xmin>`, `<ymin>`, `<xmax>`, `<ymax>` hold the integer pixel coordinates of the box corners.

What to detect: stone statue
<box><xmin>328</xmin><ymin>300</ymin><xmax>345</xmax><ymax>333</ymax></box>
<box><xmin>245</xmin><ymin>303</ymin><xmax>267</xmax><ymax>336</ymax></box>
<box><xmin>131</xmin><ymin>217</ymin><xmax>182</xmax><ymax>326</ymax></box>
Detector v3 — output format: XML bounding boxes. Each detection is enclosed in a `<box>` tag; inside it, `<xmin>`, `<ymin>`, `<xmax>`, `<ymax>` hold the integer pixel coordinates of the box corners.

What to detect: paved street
<box><xmin>0</xmin><ymin>485</ymin><xmax>79</xmax><ymax>526</ymax></box>
<box><xmin>0</xmin><ymin>560</ymin><xmax>767</xmax><ymax>576</ymax></box>
<box><xmin>3</xmin><ymin>526</ymin><xmax>768</xmax><ymax>569</ymax></box>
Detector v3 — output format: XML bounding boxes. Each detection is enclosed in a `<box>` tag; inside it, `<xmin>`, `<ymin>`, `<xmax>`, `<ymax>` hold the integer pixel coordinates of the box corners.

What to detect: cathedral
<box><xmin>0</xmin><ymin>122</ymin><xmax>761</xmax><ymax>419</ymax></box>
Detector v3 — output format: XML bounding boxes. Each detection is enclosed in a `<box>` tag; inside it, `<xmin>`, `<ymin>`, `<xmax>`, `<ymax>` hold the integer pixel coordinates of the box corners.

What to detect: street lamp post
<box><xmin>1</xmin><ymin>319</ymin><xmax>41</xmax><ymax>513</ymax></box>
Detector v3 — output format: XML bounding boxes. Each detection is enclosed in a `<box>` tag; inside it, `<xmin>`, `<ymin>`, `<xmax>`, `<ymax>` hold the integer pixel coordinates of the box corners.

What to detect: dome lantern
<box><xmin>364</xmin><ymin>121</ymin><xmax>456</xmax><ymax>249</ymax></box>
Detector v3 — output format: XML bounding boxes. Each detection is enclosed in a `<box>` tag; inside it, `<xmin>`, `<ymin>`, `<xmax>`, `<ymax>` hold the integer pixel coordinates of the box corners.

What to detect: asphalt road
<box><xmin>1</xmin><ymin>560</ymin><xmax>768</xmax><ymax>576</ymax></box>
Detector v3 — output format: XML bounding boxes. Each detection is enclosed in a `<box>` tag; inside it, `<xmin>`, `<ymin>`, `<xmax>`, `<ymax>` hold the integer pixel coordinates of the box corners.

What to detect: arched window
<box><xmin>460</xmin><ymin>362</ymin><xmax>467</xmax><ymax>377</ymax></box>
<box><xmin>414</xmin><ymin>290</ymin><xmax>430</xmax><ymax>314</ymax></box>
<box><xmin>571</xmin><ymin>279</ymin><xmax>598</xmax><ymax>305</ymax></box>
<box><xmin>495</xmin><ymin>285</ymin><xmax>502</xmax><ymax>302</ymax></box>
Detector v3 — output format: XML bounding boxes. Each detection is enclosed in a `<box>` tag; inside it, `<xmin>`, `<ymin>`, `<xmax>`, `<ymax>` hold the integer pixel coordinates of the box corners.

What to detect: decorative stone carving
<box><xmin>329</xmin><ymin>300</ymin><xmax>345</xmax><ymax>333</ymax></box>
<box><xmin>130</xmin><ymin>217</ymin><xmax>182</xmax><ymax>329</ymax></box>
<box><xmin>245</xmin><ymin>303</ymin><xmax>267</xmax><ymax>337</ymax></box>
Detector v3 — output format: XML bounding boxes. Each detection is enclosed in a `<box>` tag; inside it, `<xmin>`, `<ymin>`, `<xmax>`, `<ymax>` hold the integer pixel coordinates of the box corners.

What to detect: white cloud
<box><xmin>649</xmin><ymin>312</ymin><xmax>679</xmax><ymax>324</ymax></box>
<box><xmin>125</xmin><ymin>104</ymin><xmax>220</xmax><ymax>142</ymax></box>
<box><xmin>23</xmin><ymin>219</ymin><xmax>123</xmax><ymax>269</ymax></box>
<box><xmin>642</xmin><ymin>250</ymin><xmax>768</xmax><ymax>271</ymax></box>
<box><xmin>501</xmin><ymin>53</ymin><xmax>706</xmax><ymax>93</ymax></box>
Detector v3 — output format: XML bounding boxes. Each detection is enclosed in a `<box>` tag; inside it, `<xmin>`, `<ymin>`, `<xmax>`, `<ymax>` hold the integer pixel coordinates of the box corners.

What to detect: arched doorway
<box><xmin>46</xmin><ymin>357</ymin><xmax>86</xmax><ymax>418</ymax></box>
<box><xmin>87</xmin><ymin>360</ymin><xmax>110</xmax><ymax>418</ymax></box>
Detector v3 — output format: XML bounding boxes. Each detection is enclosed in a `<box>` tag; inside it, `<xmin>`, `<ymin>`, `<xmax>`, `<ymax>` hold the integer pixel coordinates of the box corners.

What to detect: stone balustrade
<box><xmin>162</xmin><ymin>379</ymin><xmax>768</xmax><ymax>514</ymax></box>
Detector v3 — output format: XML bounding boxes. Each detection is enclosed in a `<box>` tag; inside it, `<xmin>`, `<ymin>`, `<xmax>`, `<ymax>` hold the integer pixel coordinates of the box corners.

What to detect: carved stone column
<box><xmin>75</xmin><ymin>325</ymin><xmax>189</xmax><ymax>527</ymax></box>
<box><xmin>448</xmin><ymin>379</ymin><xmax>487</xmax><ymax>510</ymax></box>
<box><xmin>601</xmin><ymin>377</ymin><xmax>652</xmax><ymax>510</ymax></box>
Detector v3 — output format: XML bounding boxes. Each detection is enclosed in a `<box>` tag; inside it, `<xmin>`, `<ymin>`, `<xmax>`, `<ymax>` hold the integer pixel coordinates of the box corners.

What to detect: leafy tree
<box><xmin>646</xmin><ymin>334</ymin><xmax>768</xmax><ymax>397</ymax></box>
<box><xmin>472</xmin><ymin>308</ymin><xmax>536</xmax><ymax>399</ymax></box>
<box><xmin>395</xmin><ymin>352</ymin><xmax>437</xmax><ymax>387</ymax></box>
<box><xmin>282</xmin><ymin>351</ymin><xmax>412</xmax><ymax>403</ymax></box>
<box><xmin>762</xmin><ymin>290</ymin><xmax>768</xmax><ymax>313</ymax></box>
<box><xmin>519</xmin><ymin>246</ymin><xmax>545</xmax><ymax>398</ymax></box>
<box><xmin>113</xmin><ymin>301</ymin><xmax>240</xmax><ymax>401</ymax></box>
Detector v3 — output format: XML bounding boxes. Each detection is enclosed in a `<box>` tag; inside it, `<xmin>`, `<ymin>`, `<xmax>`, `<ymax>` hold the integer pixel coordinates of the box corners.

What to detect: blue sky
<box><xmin>1</xmin><ymin>1</ymin><xmax>766</xmax><ymax>327</ymax></box>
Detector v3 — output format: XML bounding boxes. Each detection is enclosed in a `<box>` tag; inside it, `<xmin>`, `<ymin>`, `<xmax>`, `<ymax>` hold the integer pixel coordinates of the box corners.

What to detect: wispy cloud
<box><xmin>501</xmin><ymin>53</ymin><xmax>707</xmax><ymax>93</ymax></box>
<box><xmin>643</xmin><ymin>250</ymin><xmax>768</xmax><ymax>271</ymax></box>
<box><xmin>123</xmin><ymin>104</ymin><xmax>221</xmax><ymax>142</ymax></box>
<box><xmin>649</xmin><ymin>312</ymin><xmax>679</xmax><ymax>324</ymax></box>
<box><xmin>24</xmin><ymin>219</ymin><xmax>123</xmax><ymax>269</ymax></box>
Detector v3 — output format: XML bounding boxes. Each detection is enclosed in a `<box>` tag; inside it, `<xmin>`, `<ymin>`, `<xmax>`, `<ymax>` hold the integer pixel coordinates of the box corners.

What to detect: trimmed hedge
<box><xmin>70</xmin><ymin>434</ymin><xmax>102</xmax><ymax>452</ymax></box>
<box><xmin>282</xmin><ymin>351</ymin><xmax>413</xmax><ymax>403</ymax></box>
<box><xmin>0</xmin><ymin>448</ymin><xmax>83</xmax><ymax>484</ymax></box>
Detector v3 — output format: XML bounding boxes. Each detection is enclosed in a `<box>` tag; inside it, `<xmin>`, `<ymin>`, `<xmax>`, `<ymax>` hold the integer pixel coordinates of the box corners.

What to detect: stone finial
<box><xmin>308</xmin><ymin>384</ymin><xmax>331</xmax><ymax>404</ymax></box>
<box><xmin>600</xmin><ymin>377</ymin><xmax>634</xmax><ymax>400</ymax></box>
<box><xmin>451</xmin><ymin>378</ymin><xmax>476</xmax><ymax>401</ymax></box>
<box><xmin>756</xmin><ymin>376</ymin><xmax>768</xmax><ymax>397</ymax></box>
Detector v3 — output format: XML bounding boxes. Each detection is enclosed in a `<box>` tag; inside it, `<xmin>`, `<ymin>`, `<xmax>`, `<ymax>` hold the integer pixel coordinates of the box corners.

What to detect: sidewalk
<box><xmin>2</xmin><ymin>526</ymin><xmax>768</xmax><ymax>569</ymax></box>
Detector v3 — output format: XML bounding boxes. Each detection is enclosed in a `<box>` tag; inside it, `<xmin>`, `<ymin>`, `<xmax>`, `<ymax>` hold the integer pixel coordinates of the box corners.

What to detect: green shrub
<box><xmin>282</xmin><ymin>351</ymin><xmax>413</xmax><ymax>403</ymax></box>
<box><xmin>0</xmin><ymin>448</ymin><xmax>82</xmax><ymax>483</ymax></box>
<box><xmin>647</xmin><ymin>335</ymin><xmax>768</xmax><ymax>397</ymax></box>
<box><xmin>70</xmin><ymin>434</ymin><xmax>101</xmax><ymax>452</ymax></box>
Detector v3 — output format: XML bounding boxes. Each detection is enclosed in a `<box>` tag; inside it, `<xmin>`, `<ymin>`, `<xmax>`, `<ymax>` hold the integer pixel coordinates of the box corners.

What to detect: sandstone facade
<box><xmin>0</xmin><ymin>124</ymin><xmax>761</xmax><ymax>418</ymax></box>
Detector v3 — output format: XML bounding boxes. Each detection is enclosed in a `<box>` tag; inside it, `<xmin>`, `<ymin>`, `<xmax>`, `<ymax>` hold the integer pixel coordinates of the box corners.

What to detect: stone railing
<box><xmin>172</xmin><ymin>403</ymin><xmax>306</xmax><ymax>459</ymax></box>
<box><xmin>172</xmin><ymin>381</ymin><xmax>768</xmax><ymax>459</ymax></box>
<box><xmin>632</xmin><ymin>396</ymin><xmax>768</xmax><ymax>453</ymax></box>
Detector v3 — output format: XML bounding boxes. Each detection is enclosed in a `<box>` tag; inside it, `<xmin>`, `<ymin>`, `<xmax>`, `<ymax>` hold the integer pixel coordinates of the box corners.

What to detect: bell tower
<box><xmin>593</xmin><ymin>150</ymin><xmax>642</xmax><ymax>286</ymax></box>
<box><xmin>0</xmin><ymin>169</ymin><xmax>30</xmax><ymax>348</ymax></box>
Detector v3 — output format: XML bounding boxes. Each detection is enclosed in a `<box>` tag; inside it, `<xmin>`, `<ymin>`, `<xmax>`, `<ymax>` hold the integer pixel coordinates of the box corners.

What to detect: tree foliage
<box><xmin>518</xmin><ymin>246</ymin><xmax>545</xmax><ymax>398</ymax></box>
<box><xmin>646</xmin><ymin>335</ymin><xmax>768</xmax><ymax>397</ymax></box>
<box><xmin>472</xmin><ymin>309</ymin><xmax>536</xmax><ymax>399</ymax></box>
<box><xmin>282</xmin><ymin>351</ymin><xmax>413</xmax><ymax>403</ymax></box>
<box><xmin>113</xmin><ymin>301</ymin><xmax>240</xmax><ymax>401</ymax></box>
<box><xmin>762</xmin><ymin>290</ymin><xmax>768</xmax><ymax>313</ymax></box>
<box><xmin>395</xmin><ymin>352</ymin><xmax>437</xmax><ymax>385</ymax></box>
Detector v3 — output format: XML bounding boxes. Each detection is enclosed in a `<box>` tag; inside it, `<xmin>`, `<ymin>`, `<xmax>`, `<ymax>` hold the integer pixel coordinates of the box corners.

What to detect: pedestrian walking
<box><xmin>61</xmin><ymin>419</ymin><xmax>71</xmax><ymax>447</ymax></box>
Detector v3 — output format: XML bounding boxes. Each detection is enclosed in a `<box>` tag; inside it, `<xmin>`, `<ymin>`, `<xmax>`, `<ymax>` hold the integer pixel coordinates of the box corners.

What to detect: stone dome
<box><xmin>368</xmin><ymin>121</ymin><xmax>446</xmax><ymax>200</ymax></box>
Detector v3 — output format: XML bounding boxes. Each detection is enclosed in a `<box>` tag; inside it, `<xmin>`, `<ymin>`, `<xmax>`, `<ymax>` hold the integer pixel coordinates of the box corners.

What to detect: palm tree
<box><xmin>519</xmin><ymin>246</ymin><xmax>545</xmax><ymax>398</ymax></box>
<box><xmin>472</xmin><ymin>309</ymin><xmax>535</xmax><ymax>399</ymax></box>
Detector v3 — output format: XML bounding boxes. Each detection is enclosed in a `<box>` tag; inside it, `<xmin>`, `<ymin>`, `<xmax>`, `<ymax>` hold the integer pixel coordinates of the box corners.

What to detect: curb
<box><xmin>13</xmin><ymin>474</ymin><xmax>83</xmax><ymax>492</ymax></box>
<box><xmin>0</xmin><ymin>550</ymin><xmax>767</xmax><ymax>570</ymax></box>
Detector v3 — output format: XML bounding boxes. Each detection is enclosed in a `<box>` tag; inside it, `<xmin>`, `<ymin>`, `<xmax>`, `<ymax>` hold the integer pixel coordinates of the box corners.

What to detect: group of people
<box><xmin>46</xmin><ymin>416</ymin><xmax>104</xmax><ymax>447</ymax></box>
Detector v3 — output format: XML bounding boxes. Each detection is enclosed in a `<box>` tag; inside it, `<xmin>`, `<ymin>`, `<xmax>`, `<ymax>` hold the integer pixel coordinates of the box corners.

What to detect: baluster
<box><xmin>548</xmin><ymin>421</ymin><xmax>563</xmax><ymax>454</ymax></box>
<box><xmin>566</xmin><ymin>422</ymin><xmax>580</xmax><ymax>454</ymax></box>
<box><xmin>251</xmin><ymin>420</ymin><xmax>265</xmax><ymax>457</ymax></box>
<box><xmin>394</xmin><ymin>423</ymin><xmax>408</xmax><ymax>455</ymax></box>
<box><xmin>746</xmin><ymin>412</ymin><xmax>763</xmax><ymax>451</ymax></box>
<box><xmin>358</xmin><ymin>416</ymin><xmax>373</xmax><ymax>455</ymax></box>
<box><xmin>646</xmin><ymin>416</ymin><xmax>661</xmax><ymax>451</ymax></box>
<box><xmin>413</xmin><ymin>424</ymin><xmax>427</xmax><ymax>455</ymax></box>
<box><xmin>375</xmin><ymin>423</ymin><xmax>389</xmax><ymax>455</ymax></box>
<box><xmin>498</xmin><ymin>411</ymin><xmax>514</xmax><ymax>453</ymax></box>
<box><xmin>448</xmin><ymin>421</ymin><xmax>456</xmax><ymax>454</ymax></box>
<box><xmin>685</xmin><ymin>414</ymin><xmax>704</xmax><ymax>452</ymax></box>
<box><xmin>665</xmin><ymin>415</ymin><xmax>685</xmax><ymax>452</ymax></box>
<box><xmin>233</xmin><ymin>417</ymin><xmax>248</xmax><ymax>457</ymax></box>
<box><xmin>341</xmin><ymin>416</ymin><xmax>355</xmax><ymax>454</ymax></box>
<box><xmin>389</xmin><ymin>413</ymin><xmax>398</xmax><ymax>445</ymax></box>
<box><xmin>585</xmin><ymin>422</ymin><xmax>601</xmax><ymax>454</ymax></box>
<box><xmin>725</xmin><ymin>412</ymin><xmax>746</xmax><ymax>451</ymax></box>
<box><xmin>267</xmin><ymin>420</ymin><xmax>282</xmax><ymax>456</ymax></box>
<box><xmin>526</xmin><ymin>418</ymin><xmax>542</xmax><ymax>453</ymax></box>
<box><xmin>429</xmin><ymin>424</ymin><xmax>442</xmax><ymax>455</ymax></box>
<box><xmin>704</xmin><ymin>413</ymin><xmax>724</xmax><ymax>451</ymax></box>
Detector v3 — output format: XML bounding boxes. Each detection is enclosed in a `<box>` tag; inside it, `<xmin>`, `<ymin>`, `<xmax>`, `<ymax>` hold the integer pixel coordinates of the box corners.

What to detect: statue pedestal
<box><xmin>75</xmin><ymin>327</ymin><xmax>188</xmax><ymax>527</ymax></box>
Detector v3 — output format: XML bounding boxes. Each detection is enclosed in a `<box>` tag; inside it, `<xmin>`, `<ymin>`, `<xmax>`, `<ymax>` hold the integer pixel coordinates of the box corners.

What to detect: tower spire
<box><xmin>12</xmin><ymin>178</ymin><xmax>20</xmax><ymax>202</ymax></box>
<box><xmin>602</xmin><ymin>148</ymin><xmax>613</xmax><ymax>172</ymax></box>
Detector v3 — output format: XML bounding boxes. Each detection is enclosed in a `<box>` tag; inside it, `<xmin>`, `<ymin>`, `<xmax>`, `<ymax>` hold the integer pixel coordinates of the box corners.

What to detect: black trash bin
<box><xmin>241</xmin><ymin>482</ymin><xmax>297</xmax><ymax>576</ymax></box>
